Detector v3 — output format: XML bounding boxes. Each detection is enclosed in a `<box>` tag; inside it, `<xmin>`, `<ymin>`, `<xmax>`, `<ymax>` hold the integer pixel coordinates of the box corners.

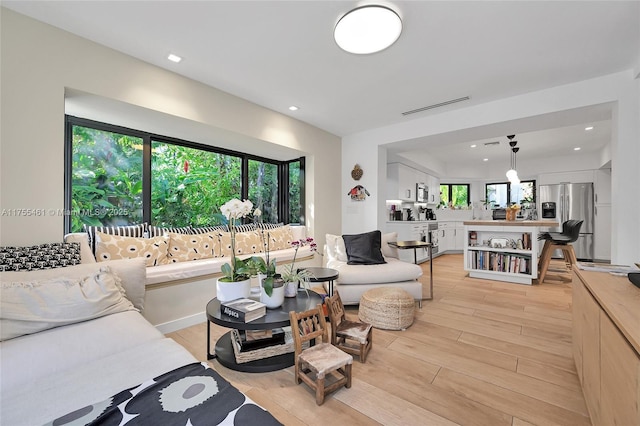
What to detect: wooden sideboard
<box><xmin>572</xmin><ymin>267</ymin><xmax>640</xmax><ymax>425</ymax></box>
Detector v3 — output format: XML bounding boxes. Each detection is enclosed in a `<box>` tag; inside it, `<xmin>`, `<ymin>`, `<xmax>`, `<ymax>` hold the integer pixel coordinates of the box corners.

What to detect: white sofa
<box><xmin>324</xmin><ymin>232</ymin><xmax>423</xmax><ymax>306</ymax></box>
<box><xmin>0</xmin><ymin>259</ymin><xmax>280</xmax><ymax>425</ymax></box>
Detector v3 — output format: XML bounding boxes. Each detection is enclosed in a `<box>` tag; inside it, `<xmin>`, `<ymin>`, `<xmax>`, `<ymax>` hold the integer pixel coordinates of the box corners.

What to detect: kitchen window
<box><xmin>485</xmin><ymin>180</ymin><xmax>536</xmax><ymax>208</ymax></box>
<box><xmin>440</xmin><ymin>184</ymin><xmax>470</xmax><ymax>207</ymax></box>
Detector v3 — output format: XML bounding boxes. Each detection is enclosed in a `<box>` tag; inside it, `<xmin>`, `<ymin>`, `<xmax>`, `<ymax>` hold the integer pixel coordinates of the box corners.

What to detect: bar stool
<box><xmin>538</xmin><ymin>220</ymin><xmax>583</xmax><ymax>283</ymax></box>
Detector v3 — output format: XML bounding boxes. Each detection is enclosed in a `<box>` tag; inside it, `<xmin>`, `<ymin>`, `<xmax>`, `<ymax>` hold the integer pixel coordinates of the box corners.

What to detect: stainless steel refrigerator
<box><xmin>538</xmin><ymin>182</ymin><xmax>594</xmax><ymax>261</ymax></box>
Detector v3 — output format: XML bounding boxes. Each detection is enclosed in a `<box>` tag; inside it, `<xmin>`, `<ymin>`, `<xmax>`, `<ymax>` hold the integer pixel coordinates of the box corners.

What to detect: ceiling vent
<box><xmin>401</xmin><ymin>96</ymin><xmax>470</xmax><ymax>116</ymax></box>
<box><xmin>484</xmin><ymin>141</ymin><xmax>500</xmax><ymax>146</ymax></box>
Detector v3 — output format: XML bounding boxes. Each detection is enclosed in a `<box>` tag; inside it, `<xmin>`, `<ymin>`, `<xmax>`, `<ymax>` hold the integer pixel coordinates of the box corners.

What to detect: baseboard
<box><xmin>155</xmin><ymin>312</ymin><xmax>207</xmax><ymax>334</ymax></box>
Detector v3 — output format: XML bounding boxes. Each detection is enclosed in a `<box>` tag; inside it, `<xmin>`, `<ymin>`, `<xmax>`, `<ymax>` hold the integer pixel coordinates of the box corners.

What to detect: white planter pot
<box><xmin>216</xmin><ymin>278</ymin><xmax>251</xmax><ymax>302</ymax></box>
<box><xmin>284</xmin><ymin>281</ymin><xmax>298</xmax><ymax>298</ymax></box>
<box><xmin>260</xmin><ymin>284</ymin><xmax>285</xmax><ymax>309</ymax></box>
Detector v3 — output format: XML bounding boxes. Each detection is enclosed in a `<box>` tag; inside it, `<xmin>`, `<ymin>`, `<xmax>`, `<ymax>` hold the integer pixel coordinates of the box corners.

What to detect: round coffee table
<box><xmin>206</xmin><ymin>290</ymin><xmax>322</xmax><ymax>372</ymax></box>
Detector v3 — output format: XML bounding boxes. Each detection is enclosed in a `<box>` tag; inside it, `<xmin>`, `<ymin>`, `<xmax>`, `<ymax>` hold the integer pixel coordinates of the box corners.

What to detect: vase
<box><xmin>216</xmin><ymin>277</ymin><xmax>251</xmax><ymax>302</ymax></box>
<box><xmin>260</xmin><ymin>283</ymin><xmax>285</xmax><ymax>309</ymax></box>
<box><xmin>284</xmin><ymin>281</ymin><xmax>298</xmax><ymax>298</ymax></box>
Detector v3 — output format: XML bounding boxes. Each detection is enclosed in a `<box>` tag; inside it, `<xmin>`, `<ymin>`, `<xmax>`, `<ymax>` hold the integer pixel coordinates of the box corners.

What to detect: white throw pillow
<box><xmin>325</xmin><ymin>234</ymin><xmax>348</xmax><ymax>262</ymax></box>
<box><xmin>0</xmin><ymin>267</ymin><xmax>136</xmax><ymax>341</ymax></box>
<box><xmin>64</xmin><ymin>232</ymin><xmax>97</xmax><ymax>263</ymax></box>
<box><xmin>381</xmin><ymin>232</ymin><xmax>399</xmax><ymax>259</ymax></box>
<box><xmin>0</xmin><ymin>258</ymin><xmax>147</xmax><ymax>312</ymax></box>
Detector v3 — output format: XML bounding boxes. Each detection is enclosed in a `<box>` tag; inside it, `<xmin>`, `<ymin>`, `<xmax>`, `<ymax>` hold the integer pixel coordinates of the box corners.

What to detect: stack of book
<box><xmin>236</xmin><ymin>328</ymin><xmax>286</xmax><ymax>352</ymax></box>
<box><xmin>220</xmin><ymin>298</ymin><xmax>266</xmax><ymax>322</ymax></box>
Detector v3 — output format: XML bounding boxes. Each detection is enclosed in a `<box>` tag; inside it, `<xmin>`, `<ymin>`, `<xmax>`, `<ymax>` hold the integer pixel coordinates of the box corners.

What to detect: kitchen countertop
<box><xmin>463</xmin><ymin>220</ymin><xmax>559</xmax><ymax>227</ymax></box>
<box><xmin>387</xmin><ymin>220</ymin><xmax>439</xmax><ymax>223</ymax></box>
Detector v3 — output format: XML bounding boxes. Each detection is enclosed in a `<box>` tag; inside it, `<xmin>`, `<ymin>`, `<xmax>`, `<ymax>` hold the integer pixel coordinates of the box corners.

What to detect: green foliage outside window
<box><xmin>248</xmin><ymin>159</ymin><xmax>278</xmax><ymax>223</ymax></box>
<box><xmin>151</xmin><ymin>142</ymin><xmax>242</xmax><ymax>227</ymax></box>
<box><xmin>288</xmin><ymin>161</ymin><xmax>301</xmax><ymax>223</ymax></box>
<box><xmin>71</xmin><ymin>126</ymin><xmax>143</xmax><ymax>231</ymax></box>
<box><xmin>440</xmin><ymin>184</ymin><xmax>469</xmax><ymax>207</ymax></box>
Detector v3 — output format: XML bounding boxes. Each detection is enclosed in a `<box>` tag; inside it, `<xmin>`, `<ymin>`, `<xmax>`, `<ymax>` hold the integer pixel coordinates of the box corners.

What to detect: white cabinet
<box><xmin>426</xmin><ymin>175</ymin><xmax>440</xmax><ymax>204</ymax></box>
<box><xmin>439</xmin><ymin>221</ymin><xmax>464</xmax><ymax>252</ymax></box>
<box><xmin>594</xmin><ymin>168</ymin><xmax>611</xmax><ymax>205</ymax></box>
<box><xmin>438</xmin><ymin>222</ymin><xmax>450</xmax><ymax>253</ymax></box>
<box><xmin>593</xmin><ymin>168</ymin><xmax>611</xmax><ymax>262</ymax></box>
<box><xmin>387</xmin><ymin>163</ymin><xmax>418</xmax><ymax>201</ymax></box>
<box><xmin>454</xmin><ymin>223</ymin><xmax>465</xmax><ymax>250</ymax></box>
<box><xmin>594</xmin><ymin>204</ymin><xmax>611</xmax><ymax>262</ymax></box>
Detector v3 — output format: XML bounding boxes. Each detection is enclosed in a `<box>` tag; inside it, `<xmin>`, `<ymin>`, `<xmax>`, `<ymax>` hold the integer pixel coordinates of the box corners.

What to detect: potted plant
<box><xmin>215</xmin><ymin>198</ymin><xmax>256</xmax><ymax>302</ymax></box>
<box><xmin>280</xmin><ymin>237</ymin><xmax>318</xmax><ymax>297</ymax></box>
<box><xmin>248</xmin><ymin>256</ymin><xmax>285</xmax><ymax>308</ymax></box>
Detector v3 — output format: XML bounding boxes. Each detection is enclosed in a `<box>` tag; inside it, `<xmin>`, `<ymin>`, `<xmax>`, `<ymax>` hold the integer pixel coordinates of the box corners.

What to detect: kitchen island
<box><xmin>463</xmin><ymin>220</ymin><xmax>558</xmax><ymax>284</ymax></box>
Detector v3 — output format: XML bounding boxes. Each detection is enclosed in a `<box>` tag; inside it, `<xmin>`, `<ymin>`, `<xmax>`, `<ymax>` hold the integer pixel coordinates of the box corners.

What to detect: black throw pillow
<box><xmin>342</xmin><ymin>230</ymin><xmax>387</xmax><ymax>265</ymax></box>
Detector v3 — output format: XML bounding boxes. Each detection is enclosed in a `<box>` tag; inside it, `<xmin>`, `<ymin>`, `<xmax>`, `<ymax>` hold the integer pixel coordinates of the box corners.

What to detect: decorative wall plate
<box><xmin>348</xmin><ymin>185</ymin><xmax>370</xmax><ymax>201</ymax></box>
<box><xmin>351</xmin><ymin>164</ymin><xmax>363</xmax><ymax>180</ymax></box>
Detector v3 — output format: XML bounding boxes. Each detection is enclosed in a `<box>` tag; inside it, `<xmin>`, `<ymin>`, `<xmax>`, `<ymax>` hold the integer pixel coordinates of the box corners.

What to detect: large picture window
<box><xmin>65</xmin><ymin>116</ymin><xmax>305</xmax><ymax>232</ymax></box>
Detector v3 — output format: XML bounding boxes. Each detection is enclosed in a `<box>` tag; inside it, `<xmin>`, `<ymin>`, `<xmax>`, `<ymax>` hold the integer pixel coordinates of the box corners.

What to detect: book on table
<box><xmin>236</xmin><ymin>328</ymin><xmax>286</xmax><ymax>352</ymax></box>
<box><xmin>220</xmin><ymin>298</ymin><xmax>266</xmax><ymax>322</ymax></box>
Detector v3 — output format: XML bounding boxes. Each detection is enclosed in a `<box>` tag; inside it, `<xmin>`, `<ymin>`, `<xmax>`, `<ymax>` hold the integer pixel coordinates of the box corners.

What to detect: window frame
<box><xmin>64</xmin><ymin>115</ymin><xmax>305</xmax><ymax>233</ymax></box>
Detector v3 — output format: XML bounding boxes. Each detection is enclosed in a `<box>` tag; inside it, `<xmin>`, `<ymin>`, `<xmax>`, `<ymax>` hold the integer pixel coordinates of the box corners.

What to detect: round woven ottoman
<box><xmin>358</xmin><ymin>287</ymin><xmax>415</xmax><ymax>330</ymax></box>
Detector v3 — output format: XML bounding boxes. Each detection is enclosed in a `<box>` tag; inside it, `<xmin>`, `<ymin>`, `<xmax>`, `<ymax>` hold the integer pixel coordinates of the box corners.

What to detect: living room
<box><xmin>1</xmin><ymin>2</ymin><xmax>639</xmax><ymax>425</ymax></box>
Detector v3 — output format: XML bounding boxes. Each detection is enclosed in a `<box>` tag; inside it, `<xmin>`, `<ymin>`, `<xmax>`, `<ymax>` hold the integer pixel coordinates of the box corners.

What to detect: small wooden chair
<box><xmin>326</xmin><ymin>292</ymin><xmax>373</xmax><ymax>363</ymax></box>
<box><xmin>289</xmin><ymin>304</ymin><xmax>353</xmax><ymax>405</ymax></box>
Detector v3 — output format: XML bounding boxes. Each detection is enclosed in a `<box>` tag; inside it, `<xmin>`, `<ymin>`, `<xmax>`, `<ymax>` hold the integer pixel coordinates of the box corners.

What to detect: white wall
<box><xmin>0</xmin><ymin>9</ymin><xmax>341</xmax><ymax>328</ymax></box>
<box><xmin>342</xmin><ymin>71</ymin><xmax>640</xmax><ymax>265</ymax></box>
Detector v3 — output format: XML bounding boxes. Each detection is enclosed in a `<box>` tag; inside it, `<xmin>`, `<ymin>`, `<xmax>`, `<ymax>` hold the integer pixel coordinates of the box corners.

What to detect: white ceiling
<box><xmin>3</xmin><ymin>1</ymin><xmax>639</xmax><ymax>168</ymax></box>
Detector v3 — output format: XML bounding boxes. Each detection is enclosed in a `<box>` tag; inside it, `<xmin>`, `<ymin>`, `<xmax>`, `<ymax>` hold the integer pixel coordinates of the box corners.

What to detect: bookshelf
<box><xmin>463</xmin><ymin>223</ymin><xmax>543</xmax><ymax>285</ymax></box>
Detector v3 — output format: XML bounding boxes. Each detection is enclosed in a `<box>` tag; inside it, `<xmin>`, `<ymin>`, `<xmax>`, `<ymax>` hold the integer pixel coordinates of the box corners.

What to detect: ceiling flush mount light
<box><xmin>167</xmin><ymin>53</ymin><xmax>182</xmax><ymax>63</ymax></box>
<box><xmin>288</xmin><ymin>106</ymin><xmax>299</xmax><ymax>111</ymax></box>
<box><xmin>574</xmin><ymin>147</ymin><xmax>581</xmax><ymax>151</ymax></box>
<box><xmin>483</xmin><ymin>158</ymin><xmax>489</xmax><ymax>162</ymax></box>
<box><xmin>334</xmin><ymin>5</ymin><xmax>402</xmax><ymax>54</ymax></box>
<box><xmin>585</xmin><ymin>126</ymin><xmax>594</xmax><ymax>131</ymax></box>
<box><xmin>470</xmin><ymin>144</ymin><xmax>477</xmax><ymax>148</ymax></box>
<box><xmin>505</xmin><ymin>135</ymin><xmax>520</xmax><ymax>185</ymax></box>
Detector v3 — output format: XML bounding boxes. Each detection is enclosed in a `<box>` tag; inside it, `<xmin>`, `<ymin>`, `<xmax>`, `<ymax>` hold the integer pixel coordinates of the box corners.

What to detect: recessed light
<box><xmin>334</xmin><ymin>5</ymin><xmax>402</xmax><ymax>54</ymax></box>
<box><xmin>483</xmin><ymin>158</ymin><xmax>489</xmax><ymax>162</ymax></box>
<box><xmin>585</xmin><ymin>126</ymin><xmax>594</xmax><ymax>131</ymax></box>
<box><xmin>167</xmin><ymin>54</ymin><xmax>182</xmax><ymax>63</ymax></box>
<box><xmin>288</xmin><ymin>106</ymin><xmax>299</xmax><ymax>111</ymax></box>
<box><xmin>574</xmin><ymin>147</ymin><xmax>581</xmax><ymax>151</ymax></box>
<box><xmin>470</xmin><ymin>144</ymin><xmax>477</xmax><ymax>148</ymax></box>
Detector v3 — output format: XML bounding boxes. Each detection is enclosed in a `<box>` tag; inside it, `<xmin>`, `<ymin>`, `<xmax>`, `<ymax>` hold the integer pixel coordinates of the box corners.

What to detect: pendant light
<box><xmin>505</xmin><ymin>135</ymin><xmax>520</xmax><ymax>184</ymax></box>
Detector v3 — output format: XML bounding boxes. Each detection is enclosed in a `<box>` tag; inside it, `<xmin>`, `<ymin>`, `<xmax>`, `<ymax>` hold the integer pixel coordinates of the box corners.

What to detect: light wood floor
<box><xmin>166</xmin><ymin>254</ymin><xmax>590</xmax><ymax>426</ymax></box>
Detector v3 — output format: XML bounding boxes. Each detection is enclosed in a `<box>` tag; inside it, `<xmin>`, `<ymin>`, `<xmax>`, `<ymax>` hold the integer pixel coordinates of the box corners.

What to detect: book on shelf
<box><xmin>469</xmin><ymin>250</ymin><xmax>531</xmax><ymax>275</ymax></box>
<box><xmin>220</xmin><ymin>298</ymin><xmax>266</xmax><ymax>322</ymax></box>
<box><xmin>236</xmin><ymin>328</ymin><xmax>286</xmax><ymax>352</ymax></box>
